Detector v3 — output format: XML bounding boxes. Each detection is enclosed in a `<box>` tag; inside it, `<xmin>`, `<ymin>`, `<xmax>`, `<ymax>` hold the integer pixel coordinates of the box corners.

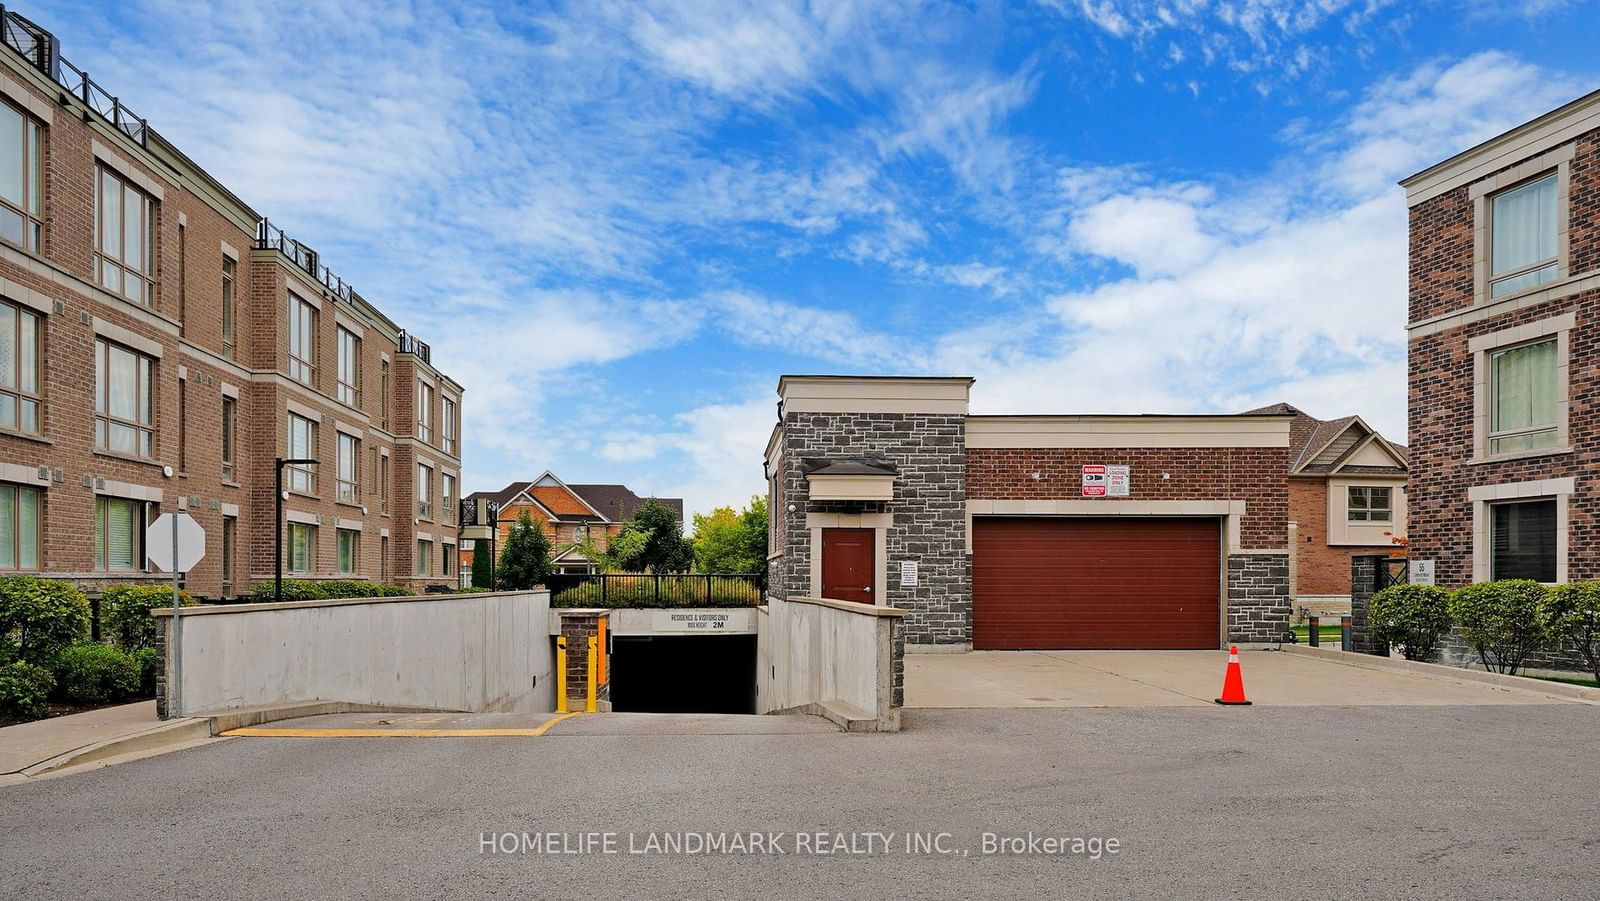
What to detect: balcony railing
<box><xmin>398</xmin><ymin>330</ymin><xmax>431</xmax><ymax>364</ymax></box>
<box><xmin>0</xmin><ymin>6</ymin><xmax>148</xmax><ymax>146</ymax></box>
<box><xmin>255</xmin><ymin>218</ymin><xmax>355</xmax><ymax>302</ymax></box>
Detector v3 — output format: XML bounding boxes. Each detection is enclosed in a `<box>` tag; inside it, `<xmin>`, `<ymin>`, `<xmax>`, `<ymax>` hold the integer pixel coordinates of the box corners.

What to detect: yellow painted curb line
<box><xmin>222</xmin><ymin>712</ymin><xmax>581</xmax><ymax>738</ymax></box>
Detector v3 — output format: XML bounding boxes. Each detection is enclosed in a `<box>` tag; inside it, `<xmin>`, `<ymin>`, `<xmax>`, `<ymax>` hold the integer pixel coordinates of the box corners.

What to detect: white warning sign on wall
<box><xmin>1107</xmin><ymin>465</ymin><xmax>1130</xmax><ymax>497</ymax></box>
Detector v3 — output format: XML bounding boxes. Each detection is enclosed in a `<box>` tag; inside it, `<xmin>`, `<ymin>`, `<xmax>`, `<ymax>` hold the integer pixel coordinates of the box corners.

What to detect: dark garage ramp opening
<box><xmin>972</xmin><ymin>516</ymin><xmax>1222</xmax><ymax>650</ymax></box>
<box><xmin>609</xmin><ymin>635</ymin><xmax>757</xmax><ymax>714</ymax></box>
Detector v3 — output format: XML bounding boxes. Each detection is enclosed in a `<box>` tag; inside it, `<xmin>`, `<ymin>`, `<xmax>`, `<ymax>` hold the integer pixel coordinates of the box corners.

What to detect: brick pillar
<box><xmin>558</xmin><ymin>610</ymin><xmax>611</xmax><ymax>712</ymax></box>
<box><xmin>1349</xmin><ymin>555</ymin><xmax>1383</xmax><ymax>656</ymax></box>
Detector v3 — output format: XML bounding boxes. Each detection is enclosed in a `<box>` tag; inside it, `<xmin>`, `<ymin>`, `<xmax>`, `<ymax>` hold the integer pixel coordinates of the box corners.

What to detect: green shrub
<box><xmin>551</xmin><ymin>575</ymin><xmax>762</xmax><ymax>609</ymax></box>
<box><xmin>52</xmin><ymin>643</ymin><xmax>140</xmax><ymax>706</ymax></box>
<box><xmin>1544</xmin><ymin>581</ymin><xmax>1600</xmax><ymax>685</ymax></box>
<box><xmin>1368</xmin><ymin>584</ymin><xmax>1453</xmax><ymax>661</ymax></box>
<box><xmin>0</xmin><ymin>576</ymin><xmax>91</xmax><ymax>665</ymax></box>
<box><xmin>455</xmin><ymin>586</ymin><xmax>492</xmax><ymax>593</ymax></box>
<box><xmin>0</xmin><ymin>660</ymin><xmax>54</xmax><ymax>720</ymax></box>
<box><xmin>101</xmin><ymin>585</ymin><xmax>196</xmax><ymax>650</ymax></box>
<box><xmin>376</xmin><ymin>584</ymin><xmax>414</xmax><ymax>597</ymax></box>
<box><xmin>318</xmin><ymin>580</ymin><xmax>382</xmax><ymax>599</ymax></box>
<box><xmin>1449</xmin><ymin>580</ymin><xmax>1552</xmax><ymax>675</ymax></box>
<box><xmin>132</xmin><ymin>647</ymin><xmax>160</xmax><ymax>698</ymax></box>
<box><xmin>248</xmin><ymin>580</ymin><xmax>327</xmax><ymax>603</ymax></box>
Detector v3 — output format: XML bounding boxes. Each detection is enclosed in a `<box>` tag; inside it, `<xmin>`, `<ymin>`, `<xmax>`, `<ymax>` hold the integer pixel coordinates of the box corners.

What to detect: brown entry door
<box><xmin>972</xmin><ymin>517</ymin><xmax>1220</xmax><ymax>650</ymax></box>
<box><xmin>821</xmin><ymin>528</ymin><xmax>875</xmax><ymax>604</ymax></box>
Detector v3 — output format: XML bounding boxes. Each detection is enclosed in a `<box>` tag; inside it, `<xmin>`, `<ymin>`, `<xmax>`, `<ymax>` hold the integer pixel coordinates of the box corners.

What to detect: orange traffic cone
<box><xmin>1214</xmin><ymin>645</ymin><xmax>1252</xmax><ymax>706</ymax></box>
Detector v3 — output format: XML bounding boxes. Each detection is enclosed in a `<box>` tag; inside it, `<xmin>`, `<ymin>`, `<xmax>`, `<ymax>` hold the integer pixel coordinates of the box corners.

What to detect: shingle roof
<box><xmin>568</xmin><ymin>484</ymin><xmax>684</xmax><ymax>523</ymax></box>
<box><xmin>1240</xmin><ymin>402</ymin><xmax>1406</xmax><ymax>475</ymax></box>
<box><xmin>463</xmin><ymin>481</ymin><xmax>535</xmax><ymax>510</ymax></box>
<box><xmin>801</xmin><ymin>457</ymin><xmax>899</xmax><ymax>476</ymax></box>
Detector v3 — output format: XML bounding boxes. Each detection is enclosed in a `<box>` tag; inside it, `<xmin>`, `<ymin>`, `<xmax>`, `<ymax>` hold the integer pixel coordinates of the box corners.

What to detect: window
<box><xmin>288</xmin><ymin>522</ymin><xmax>316</xmax><ymax>573</ymax></box>
<box><xmin>94</xmin><ymin>497</ymin><xmax>144</xmax><ymax>572</ymax></box>
<box><xmin>417</xmin><ymin>463</ymin><xmax>432</xmax><ymax>519</ymax></box>
<box><xmin>1347</xmin><ymin>487</ymin><xmax>1392</xmax><ymax>523</ymax></box>
<box><xmin>1490</xmin><ymin>499</ymin><xmax>1556</xmax><ymax>582</ymax></box>
<box><xmin>337</xmin><ymin>528</ymin><xmax>358</xmax><ymax>575</ymax></box>
<box><xmin>416</xmin><ymin>539</ymin><xmax>433</xmax><ymax>576</ymax></box>
<box><xmin>288</xmin><ymin>293</ymin><xmax>316</xmax><ymax>385</ymax></box>
<box><xmin>221</xmin><ymin>516</ymin><xmax>236</xmax><ymax>597</ymax></box>
<box><xmin>378</xmin><ymin>452</ymin><xmax>390</xmax><ymax>509</ymax></box>
<box><xmin>94</xmin><ymin>339</ymin><xmax>155</xmax><ymax>457</ymax></box>
<box><xmin>337</xmin><ymin>432</ymin><xmax>359</xmax><ymax>504</ymax></box>
<box><xmin>1490</xmin><ymin>174</ymin><xmax>1558</xmax><ymax>299</ymax></box>
<box><xmin>177</xmin><ymin>222</ymin><xmax>186</xmax><ymax>327</ymax></box>
<box><xmin>441</xmin><ymin>474</ymin><xmax>455</xmax><ymax>525</ymax></box>
<box><xmin>416</xmin><ymin>381</ymin><xmax>432</xmax><ymax>443</ymax></box>
<box><xmin>442</xmin><ymin>544</ymin><xmax>453</xmax><ymax>577</ymax></box>
<box><xmin>0</xmin><ymin>483</ymin><xmax>40</xmax><ymax>570</ymax></box>
<box><xmin>442</xmin><ymin>397</ymin><xmax>456</xmax><ymax>455</ymax></box>
<box><xmin>380</xmin><ymin>535</ymin><xmax>389</xmax><ymax>581</ymax></box>
<box><xmin>1489</xmin><ymin>339</ymin><xmax>1558</xmax><ymax>454</ymax></box>
<box><xmin>221</xmin><ymin>257</ymin><xmax>236</xmax><ymax>359</ymax></box>
<box><xmin>0</xmin><ymin>100</ymin><xmax>43</xmax><ymax>253</ymax></box>
<box><xmin>177</xmin><ymin>379</ymin><xmax>187</xmax><ymax>472</ymax></box>
<box><xmin>95</xmin><ymin>166</ymin><xmax>156</xmax><ymax>305</ymax></box>
<box><xmin>287</xmin><ymin>413</ymin><xmax>317</xmax><ymax>494</ymax></box>
<box><xmin>573</xmin><ymin>525</ymin><xmax>588</xmax><ymax>545</ymax></box>
<box><xmin>221</xmin><ymin>396</ymin><xmax>236</xmax><ymax>482</ymax></box>
<box><xmin>337</xmin><ymin>327</ymin><xmax>360</xmax><ymax>407</ymax></box>
<box><xmin>0</xmin><ymin>300</ymin><xmax>40</xmax><ymax>433</ymax></box>
<box><xmin>380</xmin><ymin>360</ymin><xmax>390</xmax><ymax>430</ymax></box>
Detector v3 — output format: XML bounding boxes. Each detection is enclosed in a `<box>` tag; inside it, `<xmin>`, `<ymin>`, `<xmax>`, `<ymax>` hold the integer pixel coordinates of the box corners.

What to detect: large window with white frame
<box><xmin>287</xmin><ymin>413</ymin><xmax>317</xmax><ymax>494</ymax></box>
<box><xmin>1489</xmin><ymin>338</ymin><xmax>1558</xmax><ymax>455</ymax></box>
<box><xmin>337</xmin><ymin>326</ymin><xmax>360</xmax><ymax>407</ymax></box>
<box><xmin>288</xmin><ymin>293</ymin><xmax>316</xmax><ymax>386</ymax></box>
<box><xmin>337</xmin><ymin>528</ymin><xmax>358</xmax><ymax>575</ymax></box>
<box><xmin>95</xmin><ymin>166</ymin><xmax>156</xmax><ymax>306</ymax></box>
<box><xmin>288</xmin><ymin>522</ymin><xmax>316</xmax><ymax>573</ymax></box>
<box><xmin>1489</xmin><ymin>173</ymin><xmax>1558</xmax><ymax>299</ymax></box>
<box><xmin>441</xmin><ymin>396</ymin><xmax>456</xmax><ymax>455</ymax></box>
<box><xmin>0</xmin><ymin>482</ymin><xmax>40</xmax><ymax>571</ymax></box>
<box><xmin>1490</xmin><ymin>499</ymin><xmax>1556</xmax><ymax>583</ymax></box>
<box><xmin>441</xmin><ymin>473</ymin><xmax>455</xmax><ymax>525</ymax></box>
<box><xmin>417</xmin><ymin>463</ymin><xmax>432</xmax><ymax>519</ymax></box>
<box><xmin>94</xmin><ymin>496</ymin><xmax>146</xmax><ymax>572</ymax></box>
<box><xmin>94</xmin><ymin>339</ymin><xmax>155</xmax><ymax>458</ymax></box>
<box><xmin>416</xmin><ymin>381</ymin><xmax>433</xmax><ymax>443</ymax></box>
<box><xmin>1347</xmin><ymin>486</ymin><xmax>1392</xmax><ymax>523</ymax></box>
<box><xmin>337</xmin><ymin>431</ymin><xmax>360</xmax><ymax>504</ymax></box>
<box><xmin>0</xmin><ymin>99</ymin><xmax>43</xmax><ymax>253</ymax></box>
<box><xmin>416</xmin><ymin>538</ymin><xmax>433</xmax><ymax>576</ymax></box>
<box><xmin>0</xmin><ymin>300</ymin><xmax>40</xmax><ymax>434</ymax></box>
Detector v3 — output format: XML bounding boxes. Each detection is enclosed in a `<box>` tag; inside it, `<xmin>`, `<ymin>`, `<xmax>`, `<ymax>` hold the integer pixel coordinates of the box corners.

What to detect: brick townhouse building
<box><xmin>0</xmin><ymin>9</ymin><xmax>463</xmax><ymax>598</ymax></box>
<box><xmin>1400</xmin><ymin>88</ymin><xmax>1600</xmax><ymax>599</ymax></box>
<box><xmin>764</xmin><ymin>375</ymin><xmax>1300</xmax><ymax>651</ymax></box>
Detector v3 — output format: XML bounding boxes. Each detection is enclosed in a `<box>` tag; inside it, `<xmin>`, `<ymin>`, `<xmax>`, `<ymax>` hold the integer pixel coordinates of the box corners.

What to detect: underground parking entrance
<box><xmin>608</xmin><ymin>634</ymin><xmax>757</xmax><ymax>714</ymax></box>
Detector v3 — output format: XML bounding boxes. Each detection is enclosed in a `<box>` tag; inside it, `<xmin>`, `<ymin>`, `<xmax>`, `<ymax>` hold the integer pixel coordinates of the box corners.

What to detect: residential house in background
<box><xmin>0</xmin><ymin>8</ymin><xmax>464</xmax><ymax>598</ymax></box>
<box><xmin>1247</xmin><ymin>403</ymin><xmax>1409</xmax><ymax>619</ymax></box>
<box><xmin>459</xmin><ymin>473</ymin><xmax>683</xmax><ymax>579</ymax></box>
<box><xmin>1401</xmin><ymin>88</ymin><xmax>1599</xmax><ymax>598</ymax></box>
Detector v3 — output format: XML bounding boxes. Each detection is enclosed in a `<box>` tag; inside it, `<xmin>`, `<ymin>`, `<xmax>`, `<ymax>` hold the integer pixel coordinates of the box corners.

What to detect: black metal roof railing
<box><xmin>255</xmin><ymin>218</ymin><xmax>356</xmax><ymax>303</ymax></box>
<box><xmin>0</xmin><ymin>5</ymin><xmax>148</xmax><ymax>146</ymax></box>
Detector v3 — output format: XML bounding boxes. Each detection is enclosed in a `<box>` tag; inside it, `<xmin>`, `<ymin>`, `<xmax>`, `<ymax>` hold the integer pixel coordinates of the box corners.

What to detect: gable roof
<box><xmin>1242</xmin><ymin>402</ymin><xmax>1408</xmax><ymax>476</ymax></box>
<box><xmin>568</xmin><ymin>484</ymin><xmax>684</xmax><ymax>523</ymax></box>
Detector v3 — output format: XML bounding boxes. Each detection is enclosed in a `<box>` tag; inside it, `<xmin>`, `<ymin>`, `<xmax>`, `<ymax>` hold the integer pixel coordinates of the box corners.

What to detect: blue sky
<box><xmin>50</xmin><ymin>0</ymin><xmax>1600</xmax><ymax>516</ymax></box>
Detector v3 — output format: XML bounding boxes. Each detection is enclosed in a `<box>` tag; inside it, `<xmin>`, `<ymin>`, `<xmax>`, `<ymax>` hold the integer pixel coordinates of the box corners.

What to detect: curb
<box><xmin>16</xmin><ymin>700</ymin><xmax>461</xmax><ymax>778</ymax></box>
<box><xmin>1281</xmin><ymin>644</ymin><xmax>1600</xmax><ymax>703</ymax></box>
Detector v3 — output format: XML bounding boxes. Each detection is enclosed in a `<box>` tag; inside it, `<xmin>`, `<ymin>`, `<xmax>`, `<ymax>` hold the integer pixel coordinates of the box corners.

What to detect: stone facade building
<box><xmin>0</xmin><ymin>9</ymin><xmax>463</xmax><ymax>598</ymax></box>
<box><xmin>764</xmin><ymin>375</ymin><xmax>1299</xmax><ymax>651</ymax></box>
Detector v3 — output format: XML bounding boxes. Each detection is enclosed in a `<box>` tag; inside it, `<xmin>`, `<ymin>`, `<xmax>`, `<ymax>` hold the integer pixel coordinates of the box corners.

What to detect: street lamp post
<box><xmin>275</xmin><ymin>456</ymin><xmax>319</xmax><ymax>604</ymax></box>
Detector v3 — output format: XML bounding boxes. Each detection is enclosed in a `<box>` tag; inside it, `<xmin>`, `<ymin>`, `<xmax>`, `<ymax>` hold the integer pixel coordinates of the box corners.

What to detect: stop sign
<box><xmin>147</xmin><ymin>512</ymin><xmax>206</xmax><ymax>573</ymax></box>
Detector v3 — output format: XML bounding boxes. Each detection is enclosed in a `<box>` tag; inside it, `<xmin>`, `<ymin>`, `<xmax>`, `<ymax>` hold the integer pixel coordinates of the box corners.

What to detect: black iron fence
<box><xmin>548</xmin><ymin>573</ymin><xmax>764</xmax><ymax>609</ymax></box>
<box><xmin>255</xmin><ymin>218</ymin><xmax>356</xmax><ymax>302</ymax></box>
<box><xmin>0</xmin><ymin>6</ymin><xmax>148</xmax><ymax>146</ymax></box>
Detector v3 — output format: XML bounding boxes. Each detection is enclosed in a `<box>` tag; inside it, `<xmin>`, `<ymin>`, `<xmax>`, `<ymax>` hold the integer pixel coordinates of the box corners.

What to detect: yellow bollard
<box><xmin>586</xmin><ymin>635</ymin><xmax>598</xmax><ymax>714</ymax></box>
<box><xmin>555</xmin><ymin>636</ymin><xmax>568</xmax><ymax>714</ymax></box>
<box><xmin>596</xmin><ymin>617</ymin><xmax>607</xmax><ymax>685</ymax></box>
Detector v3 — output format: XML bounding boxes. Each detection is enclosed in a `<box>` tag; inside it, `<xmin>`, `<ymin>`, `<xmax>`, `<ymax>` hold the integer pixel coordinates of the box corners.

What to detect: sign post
<box><xmin>147</xmin><ymin>510</ymin><xmax>206</xmax><ymax>717</ymax></box>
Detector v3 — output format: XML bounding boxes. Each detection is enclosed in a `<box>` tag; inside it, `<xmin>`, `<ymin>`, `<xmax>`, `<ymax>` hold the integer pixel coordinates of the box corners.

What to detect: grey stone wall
<box><xmin>1348</xmin><ymin>555</ymin><xmax>1384</xmax><ymax>655</ymax></box>
<box><xmin>776</xmin><ymin>411</ymin><xmax>969</xmax><ymax>646</ymax></box>
<box><xmin>1227</xmin><ymin>553</ymin><xmax>1290</xmax><ymax>644</ymax></box>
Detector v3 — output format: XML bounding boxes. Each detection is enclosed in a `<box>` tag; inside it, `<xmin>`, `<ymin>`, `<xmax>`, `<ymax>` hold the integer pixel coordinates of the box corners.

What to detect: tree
<box><xmin>692</xmin><ymin>495</ymin><xmax>768</xmax><ymax>576</ymax></box>
<box><xmin>470</xmin><ymin>538</ymin><xmax>494</xmax><ymax>589</ymax></box>
<box><xmin>1545</xmin><ymin>581</ymin><xmax>1600</xmax><ymax>686</ymax></box>
<box><xmin>1367</xmin><ymin>584</ymin><xmax>1452</xmax><ymax>661</ymax></box>
<box><xmin>1449</xmin><ymin>580</ymin><xmax>1552</xmax><ymax>675</ymax></box>
<box><xmin>496</xmin><ymin>511</ymin><xmax>553</xmax><ymax>590</ymax></box>
<box><xmin>604</xmin><ymin>499</ymin><xmax>693</xmax><ymax>573</ymax></box>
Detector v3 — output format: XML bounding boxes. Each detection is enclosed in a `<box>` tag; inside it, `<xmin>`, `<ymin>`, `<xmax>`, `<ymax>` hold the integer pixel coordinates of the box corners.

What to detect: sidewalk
<box><xmin>0</xmin><ymin>701</ymin><xmax>210</xmax><ymax>781</ymax></box>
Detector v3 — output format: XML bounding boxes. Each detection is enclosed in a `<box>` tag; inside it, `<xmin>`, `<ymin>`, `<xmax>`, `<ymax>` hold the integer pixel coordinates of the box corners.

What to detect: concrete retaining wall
<box><xmin>757</xmin><ymin>595</ymin><xmax>905</xmax><ymax>732</ymax></box>
<box><xmin>156</xmin><ymin>590</ymin><xmax>554</xmax><ymax>717</ymax></box>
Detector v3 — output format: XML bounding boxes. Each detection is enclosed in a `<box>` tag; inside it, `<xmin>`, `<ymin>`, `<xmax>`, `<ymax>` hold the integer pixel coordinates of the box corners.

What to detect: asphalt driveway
<box><xmin>906</xmin><ymin>649</ymin><xmax>1580</xmax><ymax>707</ymax></box>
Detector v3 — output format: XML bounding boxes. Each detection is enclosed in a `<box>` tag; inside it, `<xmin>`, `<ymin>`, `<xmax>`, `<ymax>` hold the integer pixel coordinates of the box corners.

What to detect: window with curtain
<box><xmin>337</xmin><ymin>528</ymin><xmax>358</xmax><ymax>575</ymax></box>
<box><xmin>337</xmin><ymin>327</ymin><xmax>360</xmax><ymax>407</ymax></box>
<box><xmin>417</xmin><ymin>464</ymin><xmax>432</xmax><ymax>519</ymax></box>
<box><xmin>0</xmin><ymin>483</ymin><xmax>41</xmax><ymax>570</ymax></box>
<box><xmin>1490</xmin><ymin>338</ymin><xmax>1558</xmax><ymax>454</ymax></box>
<box><xmin>416</xmin><ymin>381</ymin><xmax>433</xmax><ymax>443</ymax></box>
<box><xmin>95</xmin><ymin>496</ymin><xmax>143</xmax><ymax>572</ymax></box>
<box><xmin>288</xmin><ymin>522</ymin><xmax>316</xmax><ymax>573</ymax></box>
<box><xmin>288</xmin><ymin>293</ymin><xmax>316</xmax><ymax>385</ymax></box>
<box><xmin>221</xmin><ymin>256</ymin><xmax>237</xmax><ymax>359</ymax></box>
<box><xmin>1491</xmin><ymin>499</ymin><xmax>1556</xmax><ymax>582</ymax></box>
<box><xmin>95</xmin><ymin>166</ymin><xmax>156</xmax><ymax>306</ymax></box>
<box><xmin>337</xmin><ymin>432</ymin><xmax>359</xmax><ymax>504</ymax></box>
<box><xmin>1490</xmin><ymin>173</ymin><xmax>1558</xmax><ymax>298</ymax></box>
<box><xmin>0</xmin><ymin>300</ymin><xmax>41</xmax><ymax>433</ymax></box>
<box><xmin>442</xmin><ymin>397</ymin><xmax>456</xmax><ymax>454</ymax></box>
<box><xmin>417</xmin><ymin>539</ymin><xmax>433</xmax><ymax>576</ymax></box>
<box><xmin>0</xmin><ymin>99</ymin><xmax>42</xmax><ymax>253</ymax></box>
<box><xmin>287</xmin><ymin>413</ymin><xmax>317</xmax><ymax>493</ymax></box>
<box><xmin>94</xmin><ymin>339</ymin><xmax>155</xmax><ymax>457</ymax></box>
<box><xmin>441</xmin><ymin>474</ymin><xmax>455</xmax><ymax>525</ymax></box>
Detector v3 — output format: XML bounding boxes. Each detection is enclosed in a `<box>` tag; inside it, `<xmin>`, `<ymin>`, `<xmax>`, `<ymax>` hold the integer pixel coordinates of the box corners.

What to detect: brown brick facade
<box><xmin>1288</xmin><ymin>479</ymin><xmax>1397</xmax><ymax>595</ymax></box>
<box><xmin>0</xmin><ymin>23</ymin><xmax>463</xmax><ymax>598</ymax></box>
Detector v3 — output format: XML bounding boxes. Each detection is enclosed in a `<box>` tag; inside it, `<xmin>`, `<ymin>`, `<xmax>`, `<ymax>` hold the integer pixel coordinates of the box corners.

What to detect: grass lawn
<box><xmin>1289</xmin><ymin>624</ymin><xmax>1345</xmax><ymax>645</ymax></box>
<box><xmin>1523</xmin><ymin>672</ymin><xmax>1599</xmax><ymax>688</ymax></box>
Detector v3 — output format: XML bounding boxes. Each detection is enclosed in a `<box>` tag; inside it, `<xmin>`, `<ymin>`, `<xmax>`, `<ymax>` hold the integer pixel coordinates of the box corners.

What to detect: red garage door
<box><xmin>972</xmin><ymin>518</ymin><xmax>1221</xmax><ymax>650</ymax></box>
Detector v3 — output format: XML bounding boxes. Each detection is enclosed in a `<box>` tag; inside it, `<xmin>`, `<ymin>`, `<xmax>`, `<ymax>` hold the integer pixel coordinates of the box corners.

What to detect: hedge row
<box><xmin>1369</xmin><ymin>579</ymin><xmax>1600</xmax><ymax>681</ymax></box>
<box><xmin>247</xmin><ymin>579</ymin><xmax>416</xmax><ymax>603</ymax></box>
